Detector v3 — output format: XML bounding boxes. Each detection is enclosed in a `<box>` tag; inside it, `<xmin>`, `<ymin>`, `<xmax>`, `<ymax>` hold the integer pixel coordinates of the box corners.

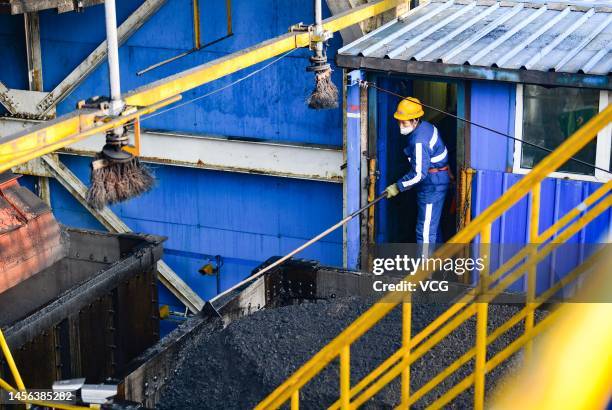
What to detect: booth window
<box><xmin>513</xmin><ymin>85</ymin><xmax>611</xmax><ymax>182</ymax></box>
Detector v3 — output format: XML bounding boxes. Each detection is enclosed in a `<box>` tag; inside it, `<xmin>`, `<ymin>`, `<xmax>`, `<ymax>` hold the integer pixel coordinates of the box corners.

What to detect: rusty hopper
<box><xmin>0</xmin><ymin>172</ymin><xmax>65</xmax><ymax>293</ymax></box>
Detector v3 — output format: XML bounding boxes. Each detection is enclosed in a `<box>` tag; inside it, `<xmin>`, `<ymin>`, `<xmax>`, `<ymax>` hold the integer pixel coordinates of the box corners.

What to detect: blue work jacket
<box><xmin>396</xmin><ymin>120</ymin><xmax>449</xmax><ymax>192</ymax></box>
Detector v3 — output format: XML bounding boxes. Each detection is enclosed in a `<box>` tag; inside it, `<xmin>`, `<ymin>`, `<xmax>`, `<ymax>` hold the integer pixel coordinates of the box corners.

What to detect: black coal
<box><xmin>159</xmin><ymin>297</ymin><xmax>544</xmax><ymax>409</ymax></box>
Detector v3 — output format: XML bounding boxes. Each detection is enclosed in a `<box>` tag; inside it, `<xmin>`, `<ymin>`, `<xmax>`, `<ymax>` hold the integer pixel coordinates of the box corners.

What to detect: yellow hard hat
<box><xmin>394</xmin><ymin>98</ymin><xmax>424</xmax><ymax>121</ymax></box>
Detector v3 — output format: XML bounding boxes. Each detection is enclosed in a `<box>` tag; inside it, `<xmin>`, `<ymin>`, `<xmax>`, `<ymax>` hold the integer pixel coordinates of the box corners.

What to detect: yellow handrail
<box><xmin>491</xmin><ymin>252</ymin><xmax>612</xmax><ymax>410</ymax></box>
<box><xmin>348</xmin><ymin>191</ymin><xmax>611</xmax><ymax>408</ymax></box>
<box><xmin>257</xmin><ymin>105</ymin><xmax>611</xmax><ymax>409</ymax></box>
<box><xmin>0</xmin><ymin>328</ymin><xmax>89</xmax><ymax>409</ymax></box>
<box><xmin>343</xmin><ymin>198</ymin><xmax>610</xmax><ymax>408</ymax></box>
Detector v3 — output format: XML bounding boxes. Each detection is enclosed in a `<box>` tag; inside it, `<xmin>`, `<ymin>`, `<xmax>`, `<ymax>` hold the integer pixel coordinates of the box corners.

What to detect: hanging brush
<box><xmin>86</xmin><ymin>127</ymin><xmax>154</xmax><ymax>209</ymax></box>
<box><xmin>86</xmin><ymin>0</ymin><xmax>154</xmax><ymax>209</ymax></box>
<box><xmin>307</xmin><ymin>0</ymin><xmax>338</xmax><ymax>110</ymax></box>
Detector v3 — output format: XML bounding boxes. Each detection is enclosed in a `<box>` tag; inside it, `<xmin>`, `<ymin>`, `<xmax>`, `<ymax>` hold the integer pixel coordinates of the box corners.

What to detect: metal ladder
<box><xmin>256</xmin><ymin>106</ymin><xmax>612</xmax><ymax>409</ymax></box>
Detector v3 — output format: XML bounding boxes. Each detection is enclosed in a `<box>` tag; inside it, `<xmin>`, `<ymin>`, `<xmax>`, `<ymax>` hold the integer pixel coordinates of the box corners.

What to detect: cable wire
<box><xmin>359</xmin><ymin>80</ymin><xmax>610</xmax><ymax>176</ymax></box>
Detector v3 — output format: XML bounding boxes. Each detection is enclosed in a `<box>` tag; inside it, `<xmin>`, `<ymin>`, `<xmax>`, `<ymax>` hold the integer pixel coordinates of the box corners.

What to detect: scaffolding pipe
<box><xmin>104</xmin><ymin>0</ymin><xmax>123</xmax><ymax>115</ymax></box>
<box><xmin>314</xmin><ymin>0</ymin><xmax>324</xmax><ymax>54</ymax></box>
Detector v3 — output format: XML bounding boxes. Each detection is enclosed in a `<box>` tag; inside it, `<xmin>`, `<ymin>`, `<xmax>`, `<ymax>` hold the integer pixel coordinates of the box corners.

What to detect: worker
<box><xmin>384</xmin><ymin>97</ymin><xmax>451</xmax><ymax>246</ymax></box>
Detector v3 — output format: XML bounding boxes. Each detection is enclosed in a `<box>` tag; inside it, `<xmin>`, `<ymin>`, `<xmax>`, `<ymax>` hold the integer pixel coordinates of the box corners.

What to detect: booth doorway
<box><xmin>375</xmin><ymin>76</ymin><xmax>460</xmax><ymax>244</ymax></box>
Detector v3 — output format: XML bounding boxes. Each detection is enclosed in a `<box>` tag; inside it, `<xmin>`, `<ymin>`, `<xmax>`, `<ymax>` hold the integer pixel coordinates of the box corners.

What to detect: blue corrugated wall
<box><xmin>469</xmin><ymin>81</ymin><xmax>610</xmax><ymax>293</ymax></box>
<box><xmin>472</xmin><ymin>169</ymin><xmax>611</xmax><ymax>294</ymax></box>
<box><xmin>470</xmin><ymin>81</ymin><xmax>515</xmax><ymax>172</ymax></box>
<box><xmin>0</xmin><ymin>0</ymin><xmax>345</xmax><ymax>311</ymax></box>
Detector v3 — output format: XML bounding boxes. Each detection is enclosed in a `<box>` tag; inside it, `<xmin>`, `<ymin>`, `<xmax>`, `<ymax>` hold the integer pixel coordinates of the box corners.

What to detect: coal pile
<box><xmin>159</xmin><ymin>297</ymin><xmax>544</xmax><ymax>409</ymax></box>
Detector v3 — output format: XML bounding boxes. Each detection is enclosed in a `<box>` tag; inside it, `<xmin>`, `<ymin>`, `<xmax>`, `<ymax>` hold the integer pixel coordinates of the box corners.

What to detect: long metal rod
<box><xmin>315</xmin><ymin>0</ymin><xmax>323</xmax><ymax>27</ymax></box>
<box><xmin>210</xmin><ymin>193</ymin><xmax>388</xmax><ymax>303</ymax></box>
<box><xmin>104</xmin><ymin>0</ymin><xmax>123</xmax><ymax>114</ymax></box>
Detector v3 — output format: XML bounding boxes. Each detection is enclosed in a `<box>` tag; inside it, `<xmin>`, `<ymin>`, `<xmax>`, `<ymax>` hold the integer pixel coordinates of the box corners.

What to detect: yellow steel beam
<box><xmin>0</xmin><ymin>0</ymin><xmax>400</xmax><ymax>172</ymax></box>
<box><xmin>123</xmin><ymin>0</ymin><xmax>402</xmax><ymax>107</ymax></box>
<box><xmin>0</xmin><ymin>96</ymin><xmax>179</xmax><ymax>174</ymax></box>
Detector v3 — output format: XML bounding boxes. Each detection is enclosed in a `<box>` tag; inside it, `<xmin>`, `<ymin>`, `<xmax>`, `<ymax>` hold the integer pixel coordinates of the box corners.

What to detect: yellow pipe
<box><xmin>0</xmin><ymin>329</ymin><xmax>25</xmax><ymax>393</ymax></box>
<box><xmin>1</xmin><ymin>0</ymin><xmax>401</xmax><ymax>174</ymax></box>
<box><xmin>226</xmin><ymin>0</ymin><xmax>233</xmax><ymax>35</ymax></box>
<box><xmin>401</xmin><ymin>301</ymin><xmax>411</xmax><ymax>406</ymax></box>
<box><xmin>291</xmin><ymin>390</ymin><xmax>299</xmax><ymax>410</ymax></box>
<box><xmin>474</xmin><ymin>224</ymin><xmax>490</xmax><ymax>410</ymax></box>
<box><xmin>193</xmin><ymin>0</ymin><xmax>201</xmax><ymax>49</ymax></box>
<box><xmin>340</xmin><ymin>345</ymin><xmax>350</xmax><ymax>409</ymax></box>
<box><xmin>0</xmin><ymin>96</ymin><xmax>180</xmax><ymax>174</ymax></box>
<box><xmin>124</xmin><ymin>0</ymin><xmax>402</xmax><ymax>107</ymax></box>
<box><xmin>525</xmin><ymin>183</ymin><xmax>540</xmax><ymax>361</ymax></box>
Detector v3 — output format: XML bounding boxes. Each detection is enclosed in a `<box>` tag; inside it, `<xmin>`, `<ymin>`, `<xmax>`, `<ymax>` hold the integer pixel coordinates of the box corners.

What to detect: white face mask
<box><xmin>399</xmin><ymin>124</ymin><xmax>415</xmax><ymax>135</ymax></box>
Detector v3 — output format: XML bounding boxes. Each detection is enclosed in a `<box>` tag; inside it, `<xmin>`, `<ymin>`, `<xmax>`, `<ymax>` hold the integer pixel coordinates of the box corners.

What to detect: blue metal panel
<box><xmin>470</xmin><ymin>81</ymin><xmax>515</xmax><ymax>172</ymax></box>
<box><xmin>0</xmin><ymin>15</ymin><xmax>27</xmax><ymax>94</ymax></box>
<box><xmin>472</xmin><ymin>169</ymin><xmax>610</xmax><ymax>294</ymax></box>
<box><xmin>346</xmin><ymin>70</ymin><xmax>363</xmax><ymax>269</ymax></box>
<box><xmin>38</xmin><ymin>155</ymin><xmax>342</xmax><ymax>310</ymax></box>
<box><xmin>375</xmin><ymin>75</ymin><xmax>390</xmax><ymax>244</ymax></box>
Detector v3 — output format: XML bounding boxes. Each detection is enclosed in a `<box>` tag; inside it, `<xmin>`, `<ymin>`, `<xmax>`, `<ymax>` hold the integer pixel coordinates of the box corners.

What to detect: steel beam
<box><xmin>66</xmin><ymin>130</ymin><xmax>343</xmax><ymax>182</ymax></box>
<box><xmin>1</xmin><ymin>118</ymin><xmax>343</xmax><ymax>182</ymax></box>
<box><xmin>24</xmin><ymin>11</ymin><xmax>51</xmax><ymax>203</ymax></box>
<box><xmin>4</xmin><ymin>127</ymin><xmax>343</xmax><ymax>181</ymax></box>
<box><xmin>3</xmin><ymin>0</ymin><xmax>104</xmax><ymax>14</ymax></box>
<box><xmin>24</xmin><ymin>12</ymin><xmax>43</xmax><ymax>92</ymax></box>
<box><xmin>34</xmin><ymin>154</ymin><xmax>205</xmax><ymax>313</ymax></box>
<box><xmin>35</xmin><ymin>0</ymin><xmax>168</xmax><ymax>116</ymax></box>
<box><xmin>0</xmin><ymin>96</ymin><xmax>179</xmax><ymax>174</ymax></box>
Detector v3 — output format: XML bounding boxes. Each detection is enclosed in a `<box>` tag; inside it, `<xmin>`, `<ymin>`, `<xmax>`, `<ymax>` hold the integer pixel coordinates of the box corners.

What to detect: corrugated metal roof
<box><xmin>338</xmin><ymin>0</ymin><xmax>612</xmax><ymax>76</ymax></box>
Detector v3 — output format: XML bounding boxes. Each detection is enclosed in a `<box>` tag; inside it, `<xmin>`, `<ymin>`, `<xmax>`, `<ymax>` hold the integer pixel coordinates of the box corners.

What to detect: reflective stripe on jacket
<box><xmin>396</xmin><ymin>120</ymin><xmax>449</xmax><ymax>192</ymax></box>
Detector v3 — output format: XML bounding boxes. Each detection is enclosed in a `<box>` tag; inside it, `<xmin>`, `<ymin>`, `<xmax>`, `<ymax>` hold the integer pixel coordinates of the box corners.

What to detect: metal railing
<box><xmin>490</xmin><ymin>253</ymin><xmax>612</xmax><ymax>410</ymax></box>
<box><xmin>256</xmin><ymin>104</ymin><xmax>612</xmax><ymax>409</ymax></box>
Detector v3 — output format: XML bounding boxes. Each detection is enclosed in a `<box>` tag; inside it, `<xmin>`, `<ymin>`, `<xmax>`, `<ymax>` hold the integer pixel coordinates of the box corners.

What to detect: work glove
<box><xmin>384</xmin><ymin>184</ymin><xmax>400</xmax><ymax>199</ymax></box>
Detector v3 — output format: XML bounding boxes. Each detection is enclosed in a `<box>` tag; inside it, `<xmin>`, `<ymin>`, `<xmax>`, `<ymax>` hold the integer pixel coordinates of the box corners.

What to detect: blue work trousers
<box><xmin>415</xmin><ymin>183</ymin><xmax>449</xmax><ymax>245</ymax></box>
